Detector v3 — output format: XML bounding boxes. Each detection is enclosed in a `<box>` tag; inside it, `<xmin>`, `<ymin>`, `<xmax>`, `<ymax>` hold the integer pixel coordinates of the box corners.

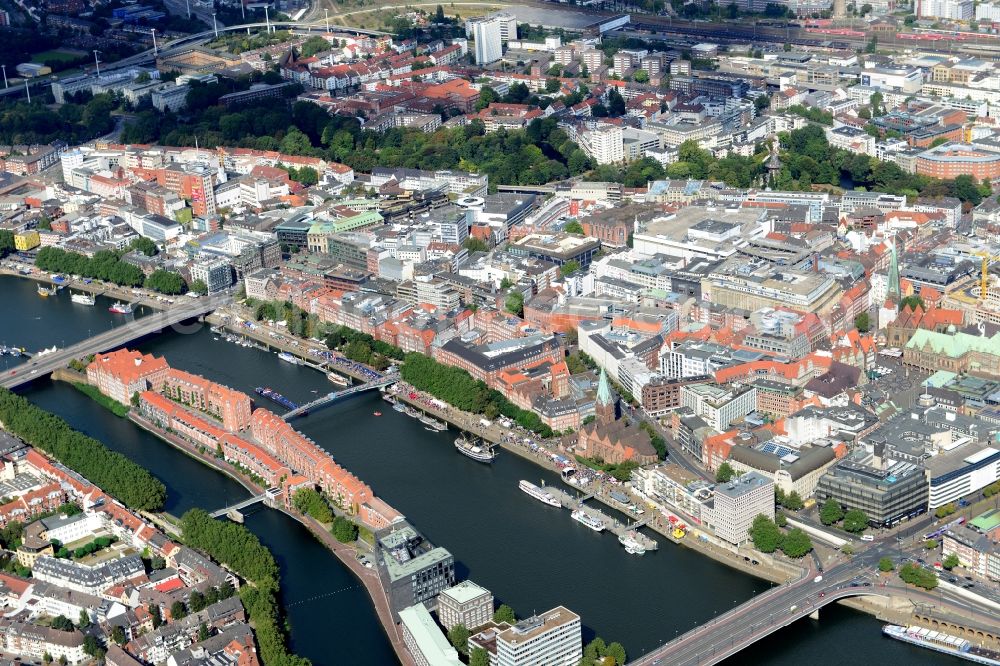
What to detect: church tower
<box><xmin>595</xmin><ymin>367</ymin><xmax>617</xmax><ymax>424</ymax></box>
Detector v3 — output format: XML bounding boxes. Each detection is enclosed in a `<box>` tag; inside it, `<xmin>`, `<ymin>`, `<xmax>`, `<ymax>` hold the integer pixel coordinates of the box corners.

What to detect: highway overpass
<box><xmin>1</xmin><ymin>294</ymin><xmax>229</xmax><ymax>390</ymax></box>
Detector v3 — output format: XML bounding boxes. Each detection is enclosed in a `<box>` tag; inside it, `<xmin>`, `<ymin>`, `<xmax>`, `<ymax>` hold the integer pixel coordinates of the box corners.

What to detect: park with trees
<box><xmin>749</xmin><ymin>514</ymin><xmax>814</xmax><ymax>558</ymax></box>
<box><xmin>180</xmin><ymin>509</ymin><xmax>309</xmax><ymax>666</ymax></box>
<box><xmin>0</xmin><ymin>388</ymin><xmax>166</xmax><ymax>511</ymax></box>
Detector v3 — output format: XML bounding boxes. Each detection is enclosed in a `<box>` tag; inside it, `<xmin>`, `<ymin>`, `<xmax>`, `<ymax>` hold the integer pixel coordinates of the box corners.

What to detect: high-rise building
<box><xmin>495</xmin><ymin>607</ymin><xmax>582</xmax><ymax>666</ymax></box>
<box><xmin>375</xmin><ymin>523</ymin><xmax>456</xmax><ymax>617</ymax></box>
<box><xmin>468</xmin><ymin>16</ymin><xmax>505</xmax><ymax>64</ymax></box>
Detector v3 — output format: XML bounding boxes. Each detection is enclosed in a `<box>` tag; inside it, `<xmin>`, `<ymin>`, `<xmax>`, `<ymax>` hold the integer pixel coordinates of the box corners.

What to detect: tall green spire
<box><xmin>887</xmin><ymin>238</ymin><xmax>901</xmax><ymax>303</ymax></box>
<box><xmin>597</xmin><ymin>367</ymin><xmax>613</xmax><ymax>406</ymax></box>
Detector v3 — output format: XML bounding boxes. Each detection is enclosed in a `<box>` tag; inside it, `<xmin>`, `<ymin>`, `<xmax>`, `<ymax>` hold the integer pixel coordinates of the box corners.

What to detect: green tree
<box><xmin>505</xmin><ymin>291</ymin><xmax>524</xmax><ymax>317</ymax></box>
<box><xmin>293</xmin><ymin>488</ymin><xmax>334</xmax><ymax>523</ymax></box>
<box><xmin>879</xmin><ymin>557</ymin><xmax>895</xmax><ymax>572</ymax></box>
<box><xmin>633</xmin><ymin>69</ymin><xmax>649</xmax><ymax>83</ymax></box>
<box><xmin>170</xmin><ymin>600</ymin><xmax>187</xmax><ymax>620</ymax></box>
<box><xmin>300</xmin><ymin>35</ymin><xmax>331</xmax><ymax>58</ymax></box>
<box><xmin>942</xmin><ymin>553</ymin><xmax>960</xmax><ymax>570</ymax></box>
<box><xmin>924</xmin><ymin>539</ymin><xmax>939</xmax><ymax>550</ymax></box>
<box><xmin>775</xmin><ymin>511</ymin><xmax>787</xmax><ymax>528</ymax></box>
<box><xmin>463</xmin><ymin>237</ymin><xmax>488</xmax><ymax>252</ymax></box>
<box><xmin>447</xmin><ymin>624</ymin><xmax>470</xmax><ymax>654</ymax></box>
<box><xmin>606</xmin><ymin>642</ymin><xmax>627</xmax><ymax>665</ymax></box>
<box><xmin>899</xmin><ymin>295</ymin><xmax>925</xmax><ymax>312</ymax></box>
<box><xmin>78</xmin><ymin>610</ymin><xmax>90</xmax><ymax>629</ymax></box>
<box><xmin>83</xmin><ymin>635</ymin><xmax>104</xmax><ymax>660</ymax></box>
<box><xmin>715</xmin><ymin>462</ymin><xmax>736</xmax><ymax>483</ymax></box>
<box><xmin>50</xmin><ymin>616</ymin><xmax>74</xmax><ymax>632</ymax></box>
<box><xmin>145</xmin><ymin>269</ymin><xmax>188</xmax><ymax>295</ymax></box>
<box><xmin>843</xmin><ymin>509</ymin><xmax>869</xmax><ymax>533</ymax></box>
<box><xmin>560</xmin><ymin>260</ymin><xmax>581</xmax><ymax>277</ymax></box>
<box><xmin>563</xmin><ymin>220</ymin><xmax>584</xmax><ymax>234</ymax></box>
<box><xmin>149</xmin><ymin>604</ymin><xmax>163</xmax><ymax>629</ymax></box>
<box><xmin>783</xmin><ymin>491</ymin><xmax>804</xmax><ymax>511</ymax></box>
<box><xmin>780</xmin><ymin>528</ymin><xmax>813</xmax><ymax>558</ymax></box>
<box><xmin>934</xmin><ymin>502</ymin><xmax>957</xmax><ymax>519</ymax></box>
<box><xmin>0</xmin><ymin>389</ymin><xmax>165</xmax><ymax>510</ymax></box>
<box><xmin>820</xmin><ymin>499</ymin><xmax>844</xmax><ymax>526</ymax></box>
<box><xmin>470</xmin><ymin>648</ymin><xmax>490</xmax><ymax>666</ymax></box>
<box><xmin>749</xmin><ymin>514</ymin><xmax>782</xmax><ymax>553</ymax></box>
<box><xmin>854</xmin><ymin>312</ymin><xmax>870</xmax><ymax>333</ymax></box>
<box><xmin>111</xmin><ymin>626</ymin><xmax>126</xmax><ymax>645</ymax></box>
<box><xmin>493</xmin><ymin>604</ymin><xmax>516</xmax><ymax>624</ymax></box>
<box><xmin>198</xmin><ymin>622</ymin><xmax>211</xmax><ymax>642</ymax></box>
<box><xmin>190</xmin><ymin>279</ymin><xmax>208</xmax><ymax>296</ymax></box>
<box><xmin>188</xmin><ymin>590</ymin><xmax>207</xmax><ymax>613</ymax></box>
<box><xmin>332</xmin><ymin>516</ymin><xmax>359</xmax><ymax>543</ymax></box>
<box><xmin>130</xmin><ymin>236</ymin><xmax>159</xmax><ymax>256</ymax></box>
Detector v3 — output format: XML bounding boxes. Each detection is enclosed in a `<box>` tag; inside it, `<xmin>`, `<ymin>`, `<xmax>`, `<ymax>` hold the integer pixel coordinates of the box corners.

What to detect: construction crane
<box><xmin>973</xmin><ymin>251</ymin><xmax>1000</xmax><ymax>302</ymax></box>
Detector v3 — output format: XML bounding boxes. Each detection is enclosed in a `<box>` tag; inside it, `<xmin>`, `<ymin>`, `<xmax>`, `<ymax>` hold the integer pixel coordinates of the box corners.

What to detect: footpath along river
<box><xmin>2</xmin><ymin>276</ymin><xmax>947</xmax><ymax>664</ymax></box>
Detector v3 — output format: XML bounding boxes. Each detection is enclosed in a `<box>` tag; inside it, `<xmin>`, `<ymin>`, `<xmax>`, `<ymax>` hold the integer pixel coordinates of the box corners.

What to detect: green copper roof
<box><xmin>905</xmin><ymin>328</ymin><xmax>1000</xmax><ymax>359</ymax></box>
<box><xmin>597</xmin><ymin>367</ymin><xmax>613</xmax><ymax>406</ymax></box>
<box><xmin>887</xmin><ymin>239</ymin><xmax>901</xmax><ymax>302</ymax></box>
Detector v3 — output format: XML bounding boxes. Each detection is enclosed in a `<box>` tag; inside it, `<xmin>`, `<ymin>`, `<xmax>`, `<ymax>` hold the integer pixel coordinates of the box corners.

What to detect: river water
<box><xmin>1</xmin><ymin>276</ymin><xmax>948</xmax><ymax>665</ymax></box>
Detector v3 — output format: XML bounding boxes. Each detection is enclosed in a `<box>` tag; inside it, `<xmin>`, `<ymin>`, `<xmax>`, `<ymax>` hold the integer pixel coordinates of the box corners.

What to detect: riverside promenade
<box><xmin>127</xmin><ymin>411</ymin><xmax>415</xmax><ymax>666</ymax></box>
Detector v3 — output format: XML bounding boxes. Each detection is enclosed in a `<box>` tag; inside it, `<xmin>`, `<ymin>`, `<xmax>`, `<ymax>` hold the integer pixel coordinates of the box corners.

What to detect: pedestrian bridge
<box><xmin>209</xmin><ymin>488</ymin><xmax>280</xmax><ymax>518</ymax></box>
<box><xmin>282</xmin><ymin>374</ymin><xmax>398</xmax><ymax>420</ymax></box>
<box><xmin>629</xmin><ymin>568</ymin><xmax>889</xmax><ymax>666</ymax></box>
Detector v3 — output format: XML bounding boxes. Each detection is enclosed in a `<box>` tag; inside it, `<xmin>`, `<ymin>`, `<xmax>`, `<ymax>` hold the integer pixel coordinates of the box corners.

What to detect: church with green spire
<box><xmin>575</xmin><ymin>367</ymin><xmax>658</xmax><ymax>466</ymax></box>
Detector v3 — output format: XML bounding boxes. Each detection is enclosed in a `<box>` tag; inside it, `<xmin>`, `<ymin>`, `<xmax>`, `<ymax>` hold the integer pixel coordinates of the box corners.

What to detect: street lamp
<box><xmin>24</xmin><ymin>80</ymin><xmax>30</xmax><ymax>103</ymax></box>
<box><xmin>93</xmin><ymin>50</ymin><xmax>101</xmax><ymax>78</ymax></box>
<box><xmin>212</xmin><ymin>13</ymin><xmax>218</xmax><ymax>38</ymax></box>
<box><xmin>264</xmin><ymin>5</ymin><xmax>271</xmax><ymax>33</ymax></box>
<box><xmin>0</xmin><ymin>65</ymin><xmax>6</xmax><ymax>89</ymax></box>
<box><xmin>151</xmin><ymin>28</ymin><xmax>158</xmax><ymax>56</ymax></box>
<box><xmin>185</xmin><ymin>0</ymin><xmax>191</xmax><ymax>19</ymax></box>
<box><xmin>325</xmin><ymin>8</ymin><xmax>330</xmax><ymax>32</ymax></box>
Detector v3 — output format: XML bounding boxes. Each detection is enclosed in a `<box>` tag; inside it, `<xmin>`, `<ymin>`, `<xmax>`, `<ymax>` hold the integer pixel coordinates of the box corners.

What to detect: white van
<box><xmin>861</xmin><ymin>534</ymin><xmax>874</xmax><ymax>542</ymax></box>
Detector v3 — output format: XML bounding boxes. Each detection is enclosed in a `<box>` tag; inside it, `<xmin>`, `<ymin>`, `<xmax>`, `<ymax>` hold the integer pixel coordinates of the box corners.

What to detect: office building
<box><xmin>399</xmin><ymin>604</ymin><xmax>464</xmax><ymax>666</ymax></box>
<box><xmin>495</xmin><ymin>607</ymin><xmax>582</xmax><ymax>666</ymax></box>
<box><xmin>815</xmin><ymin>455</ymin><xmax>929</xmax><ymax>527</ymax></box>
<box><xmin>376</xmin><ymin>523</ymin><xmax>456</xmax><ymax>617</ymax></box>
<box><xmin>702</xmin><ymin>472</ymin><xmax>774</xmax><ymax>546</ymax></box>
<box><xmin>437</xmin><ymin>580</ymin><xmax>494</xmax><ymax>631</ymax></box>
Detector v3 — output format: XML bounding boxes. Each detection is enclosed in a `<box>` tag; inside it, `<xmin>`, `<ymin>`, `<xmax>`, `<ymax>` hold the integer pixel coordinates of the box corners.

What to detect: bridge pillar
<box><xmin>809</xmin><ymin>609</ymin><xmax>820</xmax><ymax>621</ymax></box>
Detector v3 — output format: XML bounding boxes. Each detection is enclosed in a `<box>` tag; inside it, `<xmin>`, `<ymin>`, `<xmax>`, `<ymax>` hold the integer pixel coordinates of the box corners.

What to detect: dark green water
<box><xmin>2</xmin><ymin>275</ymin><xmax>950</xmax><ymax>665</ymax></box>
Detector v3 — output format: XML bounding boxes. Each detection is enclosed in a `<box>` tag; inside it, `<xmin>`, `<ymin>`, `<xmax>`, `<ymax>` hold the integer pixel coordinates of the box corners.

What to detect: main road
<box><xmin>629</xmin><ymin>526</ymin><xmax>1000</xmax><ymax>666</ymax></box>
<box><xmin>1</xmin><ymin>293</ymin><xmax>229</xmax><ymax>389</ymax></box>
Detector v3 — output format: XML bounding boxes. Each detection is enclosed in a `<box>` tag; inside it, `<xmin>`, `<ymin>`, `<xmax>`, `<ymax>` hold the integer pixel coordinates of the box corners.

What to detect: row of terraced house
<box><xmin>86</xmin><ymin>349</ymin><xmax>403</xmax><ymax>529</ymax></box>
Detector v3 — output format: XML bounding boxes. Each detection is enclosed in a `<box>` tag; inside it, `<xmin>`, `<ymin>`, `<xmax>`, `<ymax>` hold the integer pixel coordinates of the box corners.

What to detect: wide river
<box><xmin>2</xmin><ymin>276</ymin><xmax>947</xmax><ymax>664</ymax></box>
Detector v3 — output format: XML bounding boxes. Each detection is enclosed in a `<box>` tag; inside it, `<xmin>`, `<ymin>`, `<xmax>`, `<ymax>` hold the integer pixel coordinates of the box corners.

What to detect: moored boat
<box><xmin>571</xmin><ymin>509</ymin><xmax>605</xmax><ymax>532</ymax></box>
<box><xmin>618</xmin><ymin>531</ymin><xmax>646</xmax><ymax>555</ymax></box>
<box><xmin>109</xmin><ymin>302</ymin><xmax>133</xmax><ymax>314</ymax></box>
<box><xmin>454</xmin><ymin>436</ymin><xmax>497</xmax><ymax>463</ymax></box>
<box><xmin>278</xmin><ymin>352</ymin><xmax>299</xmax><ymax>365</ymax></box>
<box><xmin>519</xmin><ymin>480</ymin><xmax>561</xmax><ymax>508</ymax></box>
<box><xmin>71</xmin><ymin>292</ymin><xmax>96</xmax><ymax>306</ymax></box>
<box><xmin>882</xmin><ymin>625</ymin><xmax>1000</xmax><ymax>665</ymax></box>
<box><xmin>37</xmin><ymin>284</ymin><xmax>56</xmax><ymax>297</ymax></box>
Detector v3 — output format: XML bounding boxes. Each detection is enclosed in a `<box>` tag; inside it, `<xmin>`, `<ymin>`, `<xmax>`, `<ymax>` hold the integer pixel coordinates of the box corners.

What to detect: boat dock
<box><xmin>540</xmin><ymin>485</ymin><xmax>658</xmax><ymax>551</ymax></box>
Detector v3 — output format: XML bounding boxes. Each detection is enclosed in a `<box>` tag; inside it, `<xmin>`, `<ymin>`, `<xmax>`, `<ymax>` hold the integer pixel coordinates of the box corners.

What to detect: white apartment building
<box><xmin>399</xmin><ymin>604</ymin><xmax>464</xmax><ymax>666</ymax></box>
<box><xmin>579</xmin><ymin>126</ymin><xmax>624</xmax><ymax>164</ymax></box>
<box><xmin>703</xmin><ymin>472</ymin><xmax>775</xmax><ymax>546</ymax></box>
<box><xmin>680</xmin><ymin>383</ymin><xmax>757</xmax><ymax>431</ymax></box>
<box><xmin>918</xmin><ymin>0</ymin><xmax>973</xmax><ymax>19</ymax></box>
<box><xmin>496</xmin><ymin>607</ymin><xmax>582</xmax><ymax>666</ymax></box>
<box><xmin>437</xmin><ymin>580</ymin><xmax>494</xmax><ymax>631</ymax></box>
<box><xmin>190</xmin><ymin>257</ymin><xmax>234</xmax><ymax>294</ymax></box>
<box><xmin>468</xmin><ymin>16</ymin><xmax>505</xmax><ymax>64</ymax></box>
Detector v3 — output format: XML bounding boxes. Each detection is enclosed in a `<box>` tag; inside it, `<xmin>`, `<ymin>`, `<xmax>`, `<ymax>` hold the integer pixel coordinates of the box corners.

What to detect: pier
<box><xmin>539</xmin><ymin>485</ymin><xmax>659</xmax><ymax>552</ymax></box>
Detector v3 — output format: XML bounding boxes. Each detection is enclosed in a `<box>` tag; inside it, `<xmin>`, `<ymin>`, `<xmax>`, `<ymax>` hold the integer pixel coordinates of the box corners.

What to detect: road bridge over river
<box><xmin>1</xmin><ymin>294</ymin><xmax>229</xmax><ymax>390</ymax></box>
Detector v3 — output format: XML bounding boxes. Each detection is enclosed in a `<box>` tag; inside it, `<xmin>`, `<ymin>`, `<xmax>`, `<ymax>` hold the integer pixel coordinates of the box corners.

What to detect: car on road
<box><xmin>813</xmin><ymin>575</ymin><xmax>823</xmax><ymax>583</ymax></box>
<box><xmin>818</xmin><ymin>592</ymin><xmax>825</xmax><ymax>598</ymax></box>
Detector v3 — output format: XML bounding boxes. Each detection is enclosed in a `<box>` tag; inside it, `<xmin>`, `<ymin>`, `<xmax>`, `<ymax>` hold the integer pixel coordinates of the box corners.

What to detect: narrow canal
<box><xmin>2</xmin><ymin>276</ymin><xmax>948</xmax><ymax>664</ymax></box>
